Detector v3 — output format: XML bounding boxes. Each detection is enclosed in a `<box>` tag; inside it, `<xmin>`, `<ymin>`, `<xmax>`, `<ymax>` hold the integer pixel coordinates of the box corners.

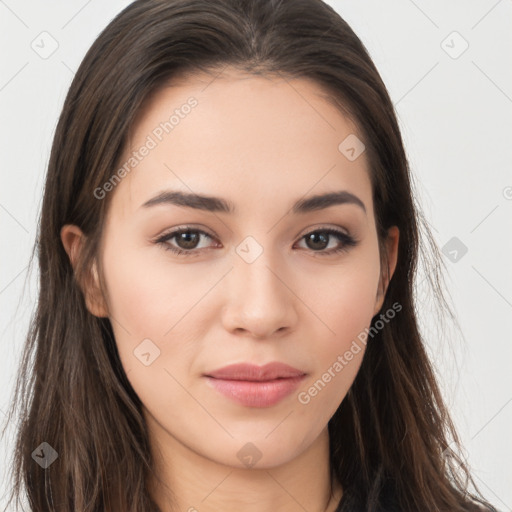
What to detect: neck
<box><xmin>145</xmin><ymin>412</ymin><xmax>343</xmax><ymax>512</ymax></box>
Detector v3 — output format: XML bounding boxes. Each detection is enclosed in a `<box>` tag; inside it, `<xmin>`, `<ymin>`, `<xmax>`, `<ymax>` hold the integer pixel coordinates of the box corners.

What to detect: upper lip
<box><xmin>205</xmin><ymin>362</ymin><xmax>306</xmax><ymax>381</ymax></box>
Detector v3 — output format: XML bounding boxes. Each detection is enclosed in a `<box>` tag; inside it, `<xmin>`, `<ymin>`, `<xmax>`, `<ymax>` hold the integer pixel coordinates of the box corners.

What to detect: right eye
<box><xmin>155</xmin><ymin>227</ymin><xmax>221</xmax><ymax>256</ymax></box>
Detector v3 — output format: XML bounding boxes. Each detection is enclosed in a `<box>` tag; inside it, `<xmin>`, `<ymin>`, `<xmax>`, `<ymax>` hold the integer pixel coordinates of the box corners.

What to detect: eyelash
<box><xmin>154</xmin><ymin>226</ymin><xmax>358</xmax><ymax>258</ymax></box>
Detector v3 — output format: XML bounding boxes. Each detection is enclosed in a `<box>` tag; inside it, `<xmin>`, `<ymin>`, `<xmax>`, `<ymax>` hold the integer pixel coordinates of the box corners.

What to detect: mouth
<box><xmin>203</xmin><ymin>362</ymin><xmax>307</xmax><ymax>408</ymax></box>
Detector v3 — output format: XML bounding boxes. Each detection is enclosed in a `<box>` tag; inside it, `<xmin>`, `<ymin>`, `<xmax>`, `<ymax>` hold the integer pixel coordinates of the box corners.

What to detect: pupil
<box><xmin>178</xmin><ymin>231</ymin><xmax>199</xmax><ymax>249</ymax></box>
<box><xmin>307</xmin><ymin>232</ymin><xmax>328</xmax><ymax>250</ymax></box>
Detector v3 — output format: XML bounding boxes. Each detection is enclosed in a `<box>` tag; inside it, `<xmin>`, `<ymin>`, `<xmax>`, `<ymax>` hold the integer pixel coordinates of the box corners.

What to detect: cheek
<box><xmin>303</xmin><ymin>252</ymin><xmax>380</xmax><ymax>350</ymax></box>
<box><xmin>102</xmin><ymin>241</ymin><xmax>214</xmax><ymax>334</ymax></box>
<box><xmin>293</xmin><ymin>293</ymin><xmax>374</xmax><ymax>428</ymax></box>
<box><xmin>295</xmin><ymin>251</ymin><xmax>380</xmax><ymax>411</ymax></box>
<box><xmin>100</xmin><ymin>243</ymin><xmax>225</xmax><ymax>375</ymax></box>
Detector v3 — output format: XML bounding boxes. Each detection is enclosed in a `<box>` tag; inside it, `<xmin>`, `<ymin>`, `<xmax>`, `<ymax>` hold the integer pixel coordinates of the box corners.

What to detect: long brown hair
<box><xmin>1</xmin><ymin>0</ymin><xmax>497</xmax><ymax>510</ymax></box>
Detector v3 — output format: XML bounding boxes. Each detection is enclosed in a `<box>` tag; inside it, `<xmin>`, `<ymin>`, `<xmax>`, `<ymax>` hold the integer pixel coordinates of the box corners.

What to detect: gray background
<box><xmin>1</xmin><ymin>0</ymin><xmax>511</xmax><ymax>509</ymax></box>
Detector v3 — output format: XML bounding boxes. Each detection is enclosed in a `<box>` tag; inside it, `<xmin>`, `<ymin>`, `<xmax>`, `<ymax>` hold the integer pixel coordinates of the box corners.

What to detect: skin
<box><xmin>61</xmin><ymin>67</ymin><xmax>399</xmax><ymax>512</ymax></box>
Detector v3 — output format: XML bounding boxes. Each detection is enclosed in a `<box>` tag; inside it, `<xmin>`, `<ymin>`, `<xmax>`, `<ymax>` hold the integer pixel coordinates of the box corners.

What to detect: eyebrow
<box><xmin>140</xmin><ymin>190</ymin><xmax>366</xmax><ymax>215</ymax></box>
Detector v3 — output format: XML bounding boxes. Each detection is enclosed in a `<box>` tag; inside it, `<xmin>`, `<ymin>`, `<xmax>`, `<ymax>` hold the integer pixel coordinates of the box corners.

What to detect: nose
<box><xmin>221</xmin><ymin>249</ymin><xmax>299</xmax><ymax>339</ymax></box>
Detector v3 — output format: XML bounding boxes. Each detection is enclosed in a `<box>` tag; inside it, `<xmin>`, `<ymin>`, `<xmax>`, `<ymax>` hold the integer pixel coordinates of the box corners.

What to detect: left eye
<box><xmin>155</xmin><ymin>227</ymin><xmax>357</xmax><ymax>257</ymax></box>
<box><xmin>294</xmin><ymin>228</ymin><xmax>357</xmax><ymax>254</ymax></box>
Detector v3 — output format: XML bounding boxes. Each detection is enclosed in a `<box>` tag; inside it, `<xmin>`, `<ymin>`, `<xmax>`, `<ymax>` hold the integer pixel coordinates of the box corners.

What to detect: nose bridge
<box><xmin>221</xmin><ymin>236</ymin><xmax>297</xmax><ymax>337</ymax></box>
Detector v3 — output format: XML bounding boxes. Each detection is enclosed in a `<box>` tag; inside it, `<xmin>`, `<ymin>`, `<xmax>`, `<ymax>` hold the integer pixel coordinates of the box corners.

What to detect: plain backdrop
<box><xmin>1</xmin><ymin>0</ymin><xmax>511</xmax><ymax>510</ymax></box>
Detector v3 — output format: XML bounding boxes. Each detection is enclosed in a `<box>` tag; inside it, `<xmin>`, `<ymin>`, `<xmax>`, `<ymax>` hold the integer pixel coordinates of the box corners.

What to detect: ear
<box><xmin>60</xmin><ymin>224</ymin><xmax>109</xmax><ymax>318</ymax></box>
<box><xmin>373</xmin><ymin>225</ymin><xmax>399</xmax><ymax>316</ymax></box>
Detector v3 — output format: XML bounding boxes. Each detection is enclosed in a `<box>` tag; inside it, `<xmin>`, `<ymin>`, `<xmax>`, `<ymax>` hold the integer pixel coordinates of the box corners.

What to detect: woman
<box><xmin>1</xmin><ymin>0</ymin><xmax>497</xmax><ymax>510</ymax></box>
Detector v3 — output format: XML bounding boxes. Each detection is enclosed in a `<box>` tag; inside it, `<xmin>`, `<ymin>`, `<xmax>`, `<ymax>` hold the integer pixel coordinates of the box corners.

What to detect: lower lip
<box><xmin>205</xmin><ymin>375</ymin><xmax>306</xmax><ymax>408</ymax></box>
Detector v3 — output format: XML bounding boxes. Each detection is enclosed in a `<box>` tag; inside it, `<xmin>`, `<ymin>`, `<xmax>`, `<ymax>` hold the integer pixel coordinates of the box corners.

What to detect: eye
<box><xmin>294</xmin><ymin>228</ymin><xmax>358</xmax><ymax>256</ymax></box>
<box><xmin>155</xmin><ymin>226</ymin><xmax>358</xmax><ymax>257</ymax></box>
<box><xmin>155</xmin><ymin>227</ymin><xmax>219</xmax><ymax>256</ymax></box>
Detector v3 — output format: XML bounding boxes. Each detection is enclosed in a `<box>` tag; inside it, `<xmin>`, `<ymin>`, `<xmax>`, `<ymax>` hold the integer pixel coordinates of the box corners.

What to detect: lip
<box><xmin>205</xmin><ymin>362</ymin><xmax>306</xmax><ymax>381</ymax></box>
<box><xmin>204</xmin><ymin>362</ymin><xmax>307</xmax><ymax>408</ymax></box>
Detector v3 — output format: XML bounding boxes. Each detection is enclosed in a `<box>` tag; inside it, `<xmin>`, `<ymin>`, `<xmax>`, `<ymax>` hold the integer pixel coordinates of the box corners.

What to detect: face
<box><xmin>64</xmin><ymin>68</ymin><xmax>398</xmax><ymax>470</ymax></box>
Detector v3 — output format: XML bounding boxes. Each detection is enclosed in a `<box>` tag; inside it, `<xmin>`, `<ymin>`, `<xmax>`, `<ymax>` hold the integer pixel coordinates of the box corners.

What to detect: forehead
<box><xmin>109</xmin><ymin>68</ymin><xmax>373</xmax><ymax>220</ymax></box>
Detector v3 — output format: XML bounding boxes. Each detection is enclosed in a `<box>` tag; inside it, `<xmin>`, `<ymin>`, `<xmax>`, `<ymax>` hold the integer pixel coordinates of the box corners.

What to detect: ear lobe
<box><xmin>373</xmin><ymin>226</ymin><xmax>399</xmax><ymax>316</ymax></box>
<box><xmin>373</xmin><ymin>275</ymin><xmax>388</xmax><ymax>317</ymax></box>
<box><xmin>60</xmin><ymin>224</ymin><xmax>109</xmax><ymax>318</ymax></box>
<box><xmin>84</xmin><ymin>260</ymin><xmax>109</xmax><ymax>318</ymax></box>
